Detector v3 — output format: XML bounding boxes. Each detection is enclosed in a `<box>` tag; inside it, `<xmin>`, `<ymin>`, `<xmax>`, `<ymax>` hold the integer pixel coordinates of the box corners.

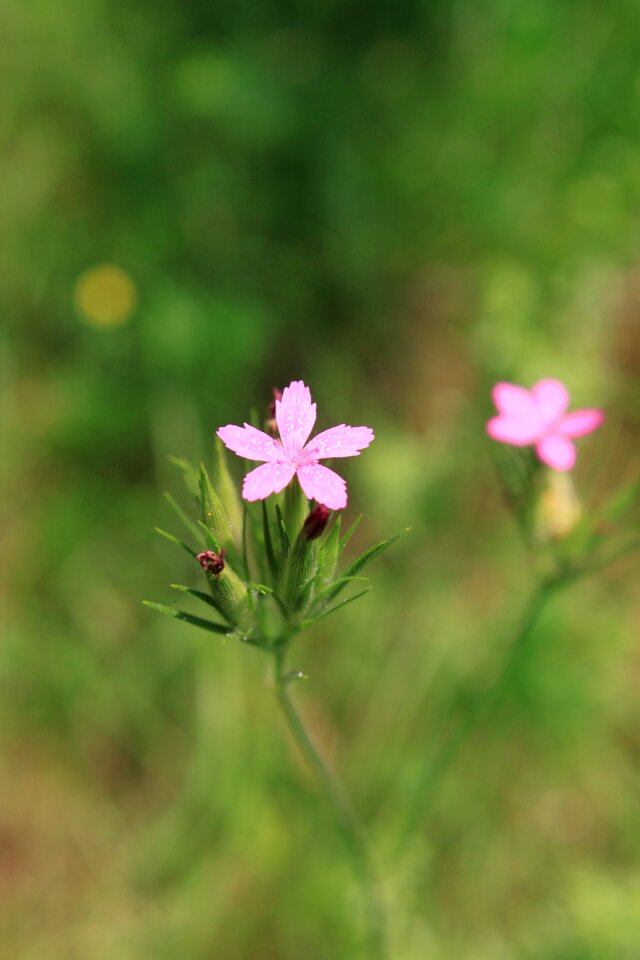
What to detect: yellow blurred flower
<box><xmin>74</xmin><ymin>264</ymin><xmax>137</xmax><ymax>328</ymax></box>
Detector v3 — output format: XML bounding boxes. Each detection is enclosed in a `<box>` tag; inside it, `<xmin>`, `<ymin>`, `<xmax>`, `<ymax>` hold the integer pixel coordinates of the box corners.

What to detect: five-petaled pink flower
<box><xmin>487</xmin><ymin>379</ymin><xmax>603</xmax><ymax>471</ymax></box>
<box><xmin>217</xmin><ymin>380</ymin><xmax>374</xmax><ymax>510</ymax></box>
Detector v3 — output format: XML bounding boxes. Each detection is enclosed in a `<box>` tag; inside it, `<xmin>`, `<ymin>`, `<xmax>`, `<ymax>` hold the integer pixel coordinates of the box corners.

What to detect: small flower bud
<box><xmin>303</xmin><ymin>505</ymin><xmax>331</xmax><ymax>541</ymax></box>
<box><xmin>535</xmin><ymin>472</ymin><xmax>582</xmax><ymax>543</ymax></box>
<box><xmin>266</xmin><ymin>387</ymin><xmax>282</xmax><ymax>437</ymax></box>
<box><xmin>197</xmin><ymin>549</ymin><xmax>226</xmax><ymax>576</ymax></box>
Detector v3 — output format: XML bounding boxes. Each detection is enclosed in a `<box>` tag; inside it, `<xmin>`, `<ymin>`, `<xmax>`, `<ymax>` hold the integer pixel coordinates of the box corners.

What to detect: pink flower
<box><xmin>487</xmin><ymin>379</ymin><xmax>603</xmax><ymax>471</ymax></box>
<box><xmin>217</xmin><ymin>380</ymin><xmax>374</xmax><ymax>510</ymax></box>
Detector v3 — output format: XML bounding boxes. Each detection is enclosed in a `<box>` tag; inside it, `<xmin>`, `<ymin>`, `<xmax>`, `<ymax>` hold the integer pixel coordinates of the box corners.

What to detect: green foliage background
<box><xmin>1</xmin><ymin>0</ymin><xmax>639</xmax><ymax>956</ymax></box>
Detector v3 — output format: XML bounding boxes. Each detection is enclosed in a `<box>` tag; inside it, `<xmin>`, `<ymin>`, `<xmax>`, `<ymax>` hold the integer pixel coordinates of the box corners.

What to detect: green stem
<box><xmin>273</xmin><ymin>648</ymin><xmax>388</xmax><ymax>959</ymax></box>
<box><xmin>393</xmin><ymin>576</ymin><xmax>564</xmax><ymax>861</ymax></box>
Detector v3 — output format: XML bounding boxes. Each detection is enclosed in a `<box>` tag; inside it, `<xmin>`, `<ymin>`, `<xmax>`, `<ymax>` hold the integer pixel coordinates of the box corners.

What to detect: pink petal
<box><xmin>302</xmin><ymin>424</ymin><xmax>374</xmax><ymax>461</ymax></box>
<box><xmin>242</xmin><ymin>462</ymin><xmax>296</xmax><ymax>501</ymax></box>
<box><xmin>276</xmin><ymin>380</ymin><xmax>317</xmax><ymax>459</ymax></box>
<box><xmin>492</xmin><ymin>382</ymin><xmax>538</xmax><ymax>419</ymax></box>
<box><xmin>486</xmin><ymin>416</ymin><xmax>540</xmax><ymax>446</ymax></box>
<box><xmin>532</xmin><ymin>379</ymin><xmax>569</xmax><ymax>425</ymax></box>
<box><xmin>536</xmin><ymin>435</ymin><xmax>576</xmax><ymax>471</ymax></box>
<box><xmin>217</xmin><ymin>423</ymin><xmax>282</xmax><ymax>462</ymax></box>
<box><xmin>297</xmin><ymin>463</ymin><xmax>347</xmax><ymax>510</ymax></box>
<box><xmin>558</xmin><ymin>409</ymin><xmax>604</xmax><ymax>438</ymax></box>
<box><xmin>491</xmin><ymin>383</ymin><xmax>543</xmax><ymax>441</ymax></box>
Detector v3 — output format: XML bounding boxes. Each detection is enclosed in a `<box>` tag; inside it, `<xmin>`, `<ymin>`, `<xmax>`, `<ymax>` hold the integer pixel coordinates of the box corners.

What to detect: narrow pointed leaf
<box><xmin>154</xmin><ymin>527</ymin><xmax>197</xmax><ymax>558</ymax></box>
<box><xmin>164</xmin><ymin>491</ymin><xmax>205</xmax><ymax>546</ymax></box>
<box><xmin>311</xmin><ymin>575</ymin><xmax>369</xmax><ymax>611</ymax></box>
<box><xmin>168</xmin><ymin>456</ymin><xmax>200</xmax><ymax>499</ymax></box>
<box><xmin>340</xmin><ymin>513</ymin><xmax>363</xmax><ymax>551</ymax></box>
<box><xmin>170</xmin><ymin>584</ymin><xmax>221</xmax><ymax>610</ymax></box>
<box><xmin>247</xmin><ymin>582</ymin><xmax>275</xmax><ymax>595</ymax></box>
<box><xmin>301</xmin><ymin>587</ymin><xmax>372</xmax><ymax>628</ymax></box>
<box><xmin>327</xmin><ymin>528</ymin><xmax>409</xmax><ymax>602</ymax></box>
<box><xmin>143</xmin><ymin>600</ymin><xmax>230</xmax><ymax>635</ymax></box>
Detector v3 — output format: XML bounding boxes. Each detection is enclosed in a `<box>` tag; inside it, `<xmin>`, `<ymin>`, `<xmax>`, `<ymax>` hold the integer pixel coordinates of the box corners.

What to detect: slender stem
<box><xmin>393</xmin><ymin>576</ymin><xmax>564</xmax><ymax>860</ymax></box>
<box><xmin>273</xmin><ymin>648</ymin><xmax>388</xmax><ymax>959</ymax></box>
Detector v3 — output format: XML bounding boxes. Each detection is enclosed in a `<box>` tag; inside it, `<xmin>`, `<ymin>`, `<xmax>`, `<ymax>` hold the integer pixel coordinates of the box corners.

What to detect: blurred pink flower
<box><xmin>217</xmin><ymin>380</ymin><xmax>374</xmax><ymax>510</ymax></box>
<box><xmin>487</xmin><ymin>379</ymin><xmax>603</xmax><ymax>471</ymax></box>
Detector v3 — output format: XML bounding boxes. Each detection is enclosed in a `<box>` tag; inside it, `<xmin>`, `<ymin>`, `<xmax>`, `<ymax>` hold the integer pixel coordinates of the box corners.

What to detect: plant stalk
<box><xmin>393</xmin><ymin>575</ymin><xmax>565</xmax><ymax>860</ymax></box>
<box><xmin>273</xmin><ymin>648</ymin><xmax>388</xmax><ymax>959</ymax></box>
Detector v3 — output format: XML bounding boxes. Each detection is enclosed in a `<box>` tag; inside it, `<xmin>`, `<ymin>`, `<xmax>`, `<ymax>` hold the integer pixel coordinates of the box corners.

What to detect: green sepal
<box><xmin>284</xmin><ymin>478</ymin><xmax>308</xmax><ymax>544</ymax></box>
<box><xmin>275</xmin><ymin>504</ymin><xmax>290</xmax><ymax>559</ymax></box>
<box><xmin>316</xmin><ymin>516</ymin><xmax>342</xmax><ymax>586</ymax></box>
<box><xmin>203</xmin><ymin>563</ymin><xmax>250</xmax><ymax>627</ymax></box>
<box><xmin>214</xmin><ymin>438</ymin><xmax>243</xmax><ymax>545</ymax></box>
<box><xmin>283</xmin><ymin>530</ymin><xmax>318</xmax><ymax>609</ymax></box>
<box><xmin>199</xmin><ymin>462</ymin><xmax>233</xmax><ymax>548</ymax></box>
<box><xmin>262</xmin><ymin>500</ymin><xmax>278</xmax><ymax>580</ymax></box>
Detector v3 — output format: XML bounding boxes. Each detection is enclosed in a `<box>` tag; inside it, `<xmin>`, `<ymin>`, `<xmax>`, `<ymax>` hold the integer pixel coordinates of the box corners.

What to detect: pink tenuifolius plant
<box><xmin>487</xmin><ymin>379</ymin><xmax>603</xmax><ymax>471</ymax></box>
<box><xmin>217</xmin><ymin>380</ymin><xmax>374</xmax><ymax>510</ymax></box>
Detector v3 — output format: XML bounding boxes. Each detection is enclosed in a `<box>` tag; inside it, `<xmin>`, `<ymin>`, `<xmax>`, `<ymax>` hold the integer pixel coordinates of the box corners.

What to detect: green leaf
<box><xmin>247</xmin><ymin>582</ymin><xmax>274</xmax><ymax>595</ymax></box>
<box><xmin>168</xmin><ymin>456</ymin><xmax>200</xmax><ymax>500</ymax></box>
<box><xmin>154</xmin><ymin>527</ymin><xmax>198</xmax><ymax>559</ymax></box>
<box><xmin>169</xmin><ymin>583</ymin><xmax>221</xmax><ymax>610</ymax></box>
<box><xmin>163</xmin><ymin>491</ymin><xmax>204</xmax><ymax>547</ymax></box>
<box><xmin>327</xmin><ymin>528</ymin><xmax>409</xmax><ymax>602</ymax></box>
<box><xmin>340</xmin><ymin>513</ymin><xmax>363</xmax><ymax>551</ymax></box>
<box><xmin>301</xmin><ymin>587</ymin><xmax>372</xmax><ymax>628</ymax></box>
<box><xmin>142</xmin><ymin>600</ymin><xmax>231</xmax><ymax>636</ymax></box>
<box><xmin>311</xmin><ymin>575</ymin><xmax>369</xmax><ymax>611</ymax></box>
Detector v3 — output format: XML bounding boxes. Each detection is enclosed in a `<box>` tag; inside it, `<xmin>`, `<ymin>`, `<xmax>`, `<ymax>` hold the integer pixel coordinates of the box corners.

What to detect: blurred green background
<box><xmin>1</xmin><ymin>0</ymin><xmax>639</xmax><ymax>956</ymax></box>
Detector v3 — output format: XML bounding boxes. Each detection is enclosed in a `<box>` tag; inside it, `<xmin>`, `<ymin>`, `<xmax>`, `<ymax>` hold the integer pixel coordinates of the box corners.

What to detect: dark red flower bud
<box><xmin>197</xmin><ymin>549</ymin><xmax>226</xmax><ymax>576</ymax></box>
<box><xmin>266</xmin><ymin>387</ymin><xmax>283</xmax><ymax>437</ymax></box>
<box><xmin>302</xmin><ymin>505</ymin><xmax>331</xmax><ymax>541</ymax></box>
